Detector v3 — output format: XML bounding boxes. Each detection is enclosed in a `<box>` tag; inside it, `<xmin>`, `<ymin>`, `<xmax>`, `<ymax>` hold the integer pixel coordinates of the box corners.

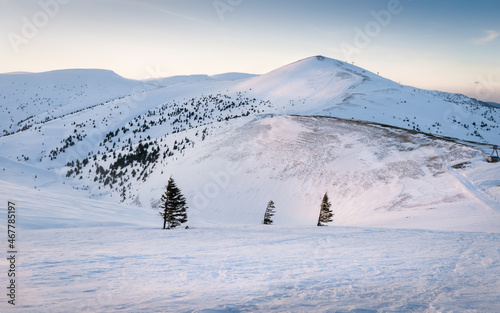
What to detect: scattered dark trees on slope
<box><xmin>160</xmin><ymin>177</ymin><xmax>188</xmax><ymax>229</ymax></box>
<box><xmin>317</xmin><ymin>192</ymin><xmax>334</xmax><ymax>226</ymax></box>
<box><xmin>262</xmin><ymin>200</ymin><xmax>276</xmax><ymax>225</ymax></box>
<box><xmin>62</xmin><ymin>92</ymin><xmax>270</xmax><ymax>201</ymax></box>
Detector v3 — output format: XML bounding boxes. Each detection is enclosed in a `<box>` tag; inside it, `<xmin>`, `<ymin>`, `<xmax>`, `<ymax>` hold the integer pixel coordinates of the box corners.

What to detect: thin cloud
<box><xmin>474</xmin><ymin>30</ymin><xmax>499</xmax><ymax>45</ymax></box>
<box><xmin>118</xmin><ymin>0</ymin><xmax>210</xmax><ymax>26</ymax></box>
<box><xmin>144</xmin><ymin>5</ymin><xmax>210</xmax><ymax>26</ymax></box>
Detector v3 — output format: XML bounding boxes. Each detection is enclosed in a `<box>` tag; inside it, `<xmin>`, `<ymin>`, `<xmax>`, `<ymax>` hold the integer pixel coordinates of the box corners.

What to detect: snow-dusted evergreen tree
<box><xmin>317</xmin><ymin>192</ymin><xmax>333</xmax><ymax>226</ymax></box>
<box><xmin>262</xmin><ymin>200</ymin><xmax>276</xmax><ymax>225</ymax></box>
<box><xmin>160</xmin><ymin>177</ymin><xmax>188</xmax><ymax>229</ymax></box>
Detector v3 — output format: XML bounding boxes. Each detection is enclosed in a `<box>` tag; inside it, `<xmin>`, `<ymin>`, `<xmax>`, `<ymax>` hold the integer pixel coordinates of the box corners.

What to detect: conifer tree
<box><xmin>160</xmin><ymin>177</ymin><xmax>188</xmax><ymax>229</ymax></box>
<box><xmin>317</xmin><ymin>192</ymin><xmax>333</xmax><ymax>226</ymax></box>
<box><xmin>262</xmin><ymin>200</ymin><xmax>276</xmax><ymax>225</ymax></box>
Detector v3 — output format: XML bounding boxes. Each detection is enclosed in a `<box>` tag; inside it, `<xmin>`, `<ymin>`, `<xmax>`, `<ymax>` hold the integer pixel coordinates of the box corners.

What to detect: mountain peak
<box><xmin>235</xmin><ymin>55</ymin><xmax>369</xmax><ymax>101</ymax></box>
<box><xmin>288</xmin><ymin>55</ymin><xmax>341</xmax><ymax>67</ymax></box>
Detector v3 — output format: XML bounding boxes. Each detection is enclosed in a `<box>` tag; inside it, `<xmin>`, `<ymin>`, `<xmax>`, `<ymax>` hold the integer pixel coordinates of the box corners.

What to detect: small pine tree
<box><xmin>160</xmin><ymin>177</ymin><xmax>188</xmax><ymax>229</ymax></box>
<box><xmin>317</xmin><ymin>192</ymin><xmax>333</xmax><ymax>226</ymax></box>
<box><xmin>262</xmin><ymin>200</ymin><xmax>276</xmax><ymax>225</ymax></box>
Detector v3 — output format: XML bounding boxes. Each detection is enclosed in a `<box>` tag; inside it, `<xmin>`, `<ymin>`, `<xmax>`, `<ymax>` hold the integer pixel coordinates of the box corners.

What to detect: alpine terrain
<box><xmin>1</xmin><ymin>56</ymin><xmax>499</xmax><ymax>312</ymax></box>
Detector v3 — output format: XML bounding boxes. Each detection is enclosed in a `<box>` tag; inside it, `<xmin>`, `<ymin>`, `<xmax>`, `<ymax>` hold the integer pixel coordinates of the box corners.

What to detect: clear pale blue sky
<box><xmin>1</xmin><ymin>0</ymin><xmax>500</xmax><ymax>102</ymax></box>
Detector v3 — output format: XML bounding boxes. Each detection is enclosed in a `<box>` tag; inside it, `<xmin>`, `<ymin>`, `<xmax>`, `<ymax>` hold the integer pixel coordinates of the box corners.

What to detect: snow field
<box><xmin>0</xmin><ymin>181</ymin><xmax>156</xmax><ymax>231</ymax></box>
<box><xmin>1</xmin><ymin>225</ymin><xmax>499</xmax><ymax>312</ymax></box>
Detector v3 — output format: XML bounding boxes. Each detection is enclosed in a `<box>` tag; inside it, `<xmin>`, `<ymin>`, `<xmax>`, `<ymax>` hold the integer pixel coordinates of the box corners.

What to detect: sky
<box><xmin>1</xmin><ymin>0</ymin><xmax>500</xmax><ymax>102</ymax></box>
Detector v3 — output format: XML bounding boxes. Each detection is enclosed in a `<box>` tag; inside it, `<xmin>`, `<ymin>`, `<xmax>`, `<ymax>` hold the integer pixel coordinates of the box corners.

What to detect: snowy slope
<box><xmin>2</xmin><ymin>112</ymin><xmax>499</xmax><ymax>232</ymax></box>
<box><xmin>0</xmin><ymin>69</ymin><xmax>157</xmax><ymax>136</ymax></box>
<box><xmin>134</xmin><ymin>115</ymin><xmax>499</xmax><ymax>232</ymax></box>
<box><xmin>0</xmin><ymin>55</ymin><xmax>499</xmax><ymax>230</ymax></box>
<box><xmin>210</xmin><ymin>72</ymin><xmax>258</xmax><ymax>81</ymax></box>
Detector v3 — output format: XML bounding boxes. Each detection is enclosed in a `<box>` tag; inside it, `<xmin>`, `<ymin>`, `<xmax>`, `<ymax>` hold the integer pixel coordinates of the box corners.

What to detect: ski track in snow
<box><xmin>1</xmin><ymin>226</ymin><xmax>498</xmax><ymax>313</ymax></box>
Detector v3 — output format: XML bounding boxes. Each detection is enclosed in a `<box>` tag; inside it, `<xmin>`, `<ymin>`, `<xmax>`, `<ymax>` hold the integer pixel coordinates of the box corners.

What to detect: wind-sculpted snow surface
<box><xmin>3</xmin><ymin>224</ymin><xmax>499</xmax><ymax>312</ymax></box>
<box><xmin>143</xmin><ymin>115</ymin><xmax>499</xmax><ymax>232</ymax></box>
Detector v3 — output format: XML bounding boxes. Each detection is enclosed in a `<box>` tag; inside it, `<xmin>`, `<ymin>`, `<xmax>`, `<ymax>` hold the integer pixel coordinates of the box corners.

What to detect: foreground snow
<box><xmin>1</xmin><ymin>167</ymin><xmax>499</xmax><ymax>312</ymax></box>
<box><xmin>2</xmin><ymin>225</ymin><xmax>498</xmax><ymax>312</ymax></box>
<box><xmin>0</xmin><ymin>178</ymin><xmax>499</xmax><ymax>312</ymax></box>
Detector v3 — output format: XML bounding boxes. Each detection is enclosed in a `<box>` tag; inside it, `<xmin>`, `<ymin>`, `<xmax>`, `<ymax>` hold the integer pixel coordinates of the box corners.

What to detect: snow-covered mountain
<box><xmin>0</xmin><ymin>55</ymin><xmax>499</xmax><ymax>230</ymax></box>
<box><xmin>236</xmin><ymin>56</ymin><xmax>499</xmax><ymax>144</ymax></box>
<box><xmin>0</xmin><ymin>69</ymin><xmax>159</xmax><ymax>137</ymax></box>
<box><xmin>1</xmin><ymin>55</ymin><xmax>500</xmax><ymax>312</ymax></box>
